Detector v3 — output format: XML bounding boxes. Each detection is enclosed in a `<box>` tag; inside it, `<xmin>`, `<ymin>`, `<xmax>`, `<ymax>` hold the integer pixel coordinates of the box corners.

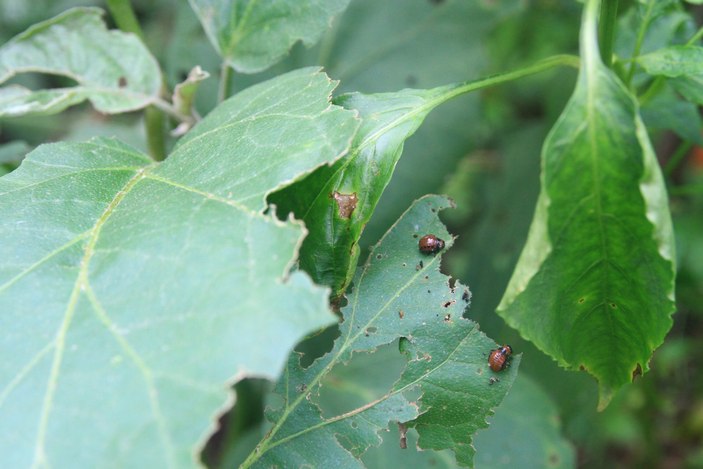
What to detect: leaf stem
<box><xmin>106</xmin><ymin>0</ymin><xmax>144</xmax><ymax>39</ymax></box>
<box><xmin>218</xmin><ymin>63</ymin><xmax>233</xmax><ymax>103</ymax></box>
<box><xmin>437</xmin><ymin>54</ymin><xmax>580</xmax><ymax>106</ymax></box>
<box><xmin>625</xmin><ymin>0</ymin><xmax>655</xmax><ymax>87</ymax></box>
<box><xmin>598</xmin><ymin>0</ymin><xmax>618</xmax><ymax>68</ymax></box>
<box><xmin>106</xmin><ymin>0</ymin><xmax>169</xmax><ymax>160</ymax></box>
<box><xmin>664</xmin><ymin>140</ymin><xmax>693</xmax><ymax>178</ymax></box>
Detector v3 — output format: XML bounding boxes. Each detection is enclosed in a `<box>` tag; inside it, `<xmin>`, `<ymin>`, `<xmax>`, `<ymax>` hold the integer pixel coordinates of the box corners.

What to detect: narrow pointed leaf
<box><xmin>0</xmin><ymin>68</ymin><xmax>358</xmax><ymax>467</ymax></box>
<box><xmin>244</xmin><ymin>195</ymin><xmax>519</xmax><ymax>468</ymax></box>
<box><xmin>0</xmin><ymin>8</ymin><xmax>161</xmax><ymax>116</ymax></box>
<box><xmin>497</xmin><ymin>1</ymin><xmax>675</xmax><ymax>409</ymax></box>
<box><xmin>189</xmin><ymin>0</ymin><xmax>351</xmax><ymax>73</ymax></box>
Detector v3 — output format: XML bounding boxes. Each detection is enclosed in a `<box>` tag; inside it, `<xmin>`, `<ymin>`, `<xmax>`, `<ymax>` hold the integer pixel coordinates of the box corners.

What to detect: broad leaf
<box><xmin>637</xmin><ymin>45</ymin><xmax>703</xmax><ymax>105</ymax></box>
<box><xmin>243</xmin><ymin>195</ymin><xmax>519</xmax><ymax>468</ymax></box>
<box><xmin>0</xmin><ymin>68</ymin><xmax>358</xmax><ymax>467</ymax></box>
<box><xmin>189</xmin><ymin>0</ymin><xmax>351</xmax><ymax>74</ymax></box>
<box><xmin>0</xmin><ymin>8</ymin><xmax>161</xmax><ymax>116</ymax></box>
<box><xmin>270</xmin><ymin>87</ymin><xmax>453</xmax><ymax>296</ymax></box>
<box><xmin>497</xmin><ymin>1</ymin><xmax>675</xmax><ymax>409</ymax></box>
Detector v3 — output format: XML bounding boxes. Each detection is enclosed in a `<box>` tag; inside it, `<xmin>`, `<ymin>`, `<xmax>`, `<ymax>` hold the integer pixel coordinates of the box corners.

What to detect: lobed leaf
<box><xmin>0</xmin><ymin>8</ymin><xmax>161</xmax><ymax>116</ymax></box>
<box><xmin>244</xmin><ymin>195</ymin><xmax>519</xmax><ymax>468</ymax></box>
<box><xmin>0</xmin><ymin>68</ymin><xmax>358</xmax><ymax>467</ymax></box>
<box><xmin>497</xmin><ymin>1</ymin><xmax>676</xmax><ymax>409</ymax></box>
<box><xmin>189</xmin><ymin>0</ymin><xmax>351</xmax><ymax>73</ymax></box>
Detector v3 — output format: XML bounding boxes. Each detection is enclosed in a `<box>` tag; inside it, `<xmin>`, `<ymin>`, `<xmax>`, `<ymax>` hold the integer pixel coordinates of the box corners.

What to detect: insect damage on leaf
<box><xmin>331</xmin><ymin>191</ymin><xmax>358</xmax><ymax>218</ymax></box>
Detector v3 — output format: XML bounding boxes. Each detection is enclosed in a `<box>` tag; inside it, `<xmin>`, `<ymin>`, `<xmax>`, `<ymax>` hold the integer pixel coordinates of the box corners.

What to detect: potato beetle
<box><xmin>488</xmin><ymin>345</ymin><xmax>512</xmax><ymax>372</ymax></box>
<box><xmin>418</xmin><ymin>234</ymin><xmax>445</xmax><ymax>254</ymax></box>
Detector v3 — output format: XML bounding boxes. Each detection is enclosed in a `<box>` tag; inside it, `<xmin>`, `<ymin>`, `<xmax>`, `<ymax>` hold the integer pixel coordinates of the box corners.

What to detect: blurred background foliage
<box><xmin>1</xmin><ymin>0</ymin><xmax>702</xmax><ymax>467</ymax></box>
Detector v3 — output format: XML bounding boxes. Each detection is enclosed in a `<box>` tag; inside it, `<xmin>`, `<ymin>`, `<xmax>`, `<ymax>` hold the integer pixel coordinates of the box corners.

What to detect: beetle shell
<box><xmin>488</xmin><ymin>345</ymin><xmax>512</xmax><ymax>372</ymax></box>
<box><xmin>418</xmin><ymin>234</ymin><xmax>445</xmax><ymax>254</ymax></box>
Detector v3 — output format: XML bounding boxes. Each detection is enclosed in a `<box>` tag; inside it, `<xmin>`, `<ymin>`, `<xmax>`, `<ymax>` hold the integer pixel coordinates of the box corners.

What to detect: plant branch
<box><xmin>218</xmin><ymin>63</ymin><xmax>233</xmax><ymax>103</ymax></box>
<box><xmin>598</xmin><ymin>0</ymin><xmax>618</xmax><ymax>68</ymax></box>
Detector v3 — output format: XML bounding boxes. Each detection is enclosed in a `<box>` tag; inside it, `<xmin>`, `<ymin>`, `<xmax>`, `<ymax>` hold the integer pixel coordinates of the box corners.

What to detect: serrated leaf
<box><xmin>189</xmin><ymin>0</ymin><xmax>351</xmax><ymax>74</ymax></box>
<box><xmin>0</xmin><ymin>68</ymin><xmax>358</xmax><ymax>467</ymax></box>
<box><xmin>497</xmin><ymin>1</ymin><xmax>675</xmax><ymax>410</ymax></box>
<box><xmin>637</xmin><ymin>45</ymin><xmax>703</xmax><ymax>105</ymax></box>
<box><xmin>270</xmin><ymin>87</ymin><xmax>453</xmax><ymax>296</ymax></box>
<box><xmin>0</xmin><ymin>7</ymin><xmax>161</xmax><ymax>116</ymax></box>
<box><xmin>244</xmin><ymin>195</ymin><xmax>519</xmax><ymax>468</ymax></box>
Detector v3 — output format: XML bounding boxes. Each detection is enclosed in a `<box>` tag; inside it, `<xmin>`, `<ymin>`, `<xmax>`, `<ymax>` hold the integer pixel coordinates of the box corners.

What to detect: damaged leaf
<box><xmin>242</xmin><ymin>195</ymin><xmax>519</xmax><ymax>468</ymax></box>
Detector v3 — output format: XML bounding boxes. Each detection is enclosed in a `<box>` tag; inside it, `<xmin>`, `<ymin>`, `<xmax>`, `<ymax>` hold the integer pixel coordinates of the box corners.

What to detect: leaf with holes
<box><xmin>0</xmin><ymin>8</ymin><xmax>161</xmax><ymax>117</ymax></box>
<box><xmin>0</xmin><ymin>67</ymin><xmax>359</xmax><ymax>467</ymax></box>
<box><xmin>497</xmin><ymin>1</ymin><xmax>675</xmax><ymax>409</ymax></box>
<box><xmin>189</xmin><ymin>0</ymin><xmax>352</xmax><ymax>73</ymax></box>
<box><xmin>242</xmin><ymin>195</ymin><xmax>519</xmax><ymax>468</ymax></box>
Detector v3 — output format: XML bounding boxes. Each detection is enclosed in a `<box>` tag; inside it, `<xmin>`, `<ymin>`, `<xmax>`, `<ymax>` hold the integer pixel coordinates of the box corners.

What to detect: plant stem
<box><xmin>218</xmin><ymin>63</ymin><xmax>233</xmax><ymax>103</ymax></box>
<box><xmin>106</xmin><ymin>0</ymin><xmax>144</xmax><ymax>39</ymax></box>
<box><xmin>107</xmin><ymin>0</ymin><xmax>169</xmax><ymax>160</ymax></box>
<box><xmin>664</xmin><ymin>141</ymin><xmax>693</xmax><ymax>178</ymax></box>
<box><xmin>598</xmin><ymin>0</ymin><xmax>618</xmax><ymax>68</ymax></box>
<box><xmin>438</xmin><ymin>55</ymin><xmax>580</xmax><ymax>106</ymax></box>
<box><xmin>625</xmin><ymin>0</ymin><xmax>654</xmax><ymax>87</ymax></box>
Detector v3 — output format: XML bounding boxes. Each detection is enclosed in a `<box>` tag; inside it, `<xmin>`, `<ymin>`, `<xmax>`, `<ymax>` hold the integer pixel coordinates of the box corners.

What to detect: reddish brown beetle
<box><xmin>488</xmin><ymin>345</ymin><xmax>512</xmax><ymax>372</ymax></box>
<box><xmin>418</xmin><ymin>234</ymin><xmax>445</xmax><ymax>254</ymax></box>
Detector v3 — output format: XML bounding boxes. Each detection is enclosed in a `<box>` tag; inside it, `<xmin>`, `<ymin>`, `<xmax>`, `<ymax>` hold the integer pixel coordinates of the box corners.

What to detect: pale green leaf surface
<box><xmin>0</xmin><ymin>7</ymin><xmax>161</xmax><ymax>116</ymax></box>
<box><xmin>498</xmin><ymin>1</ymin><xmax>675</xmax><ymax>409</ymax></box>
<box><xmin>245</xmin><ymin>196</ymin><xmax>518</xmax><ymax>468</ymax></box>
<box><xmin>473</xmin><ymin>374</ymin><xmax>575</xmax><ymax>469</ymax></box>
<box><xmin>637</xmin><ymin>45</ymin><xmax>703</xmax><ymax>105</ymax></box>
<box><xmin>0</xmin><ymin>68</ymin><xmax>358</xmax><ymax>467</ymax></box>
<box><xmin>270</xmin><ymin>86</ymin><xmax>450</xmax><ymax>296</ymax></box>
<box><xmin>189</xmin><ymin>0</ymin><xmax>351</xmax><ymax>73</ymax></box>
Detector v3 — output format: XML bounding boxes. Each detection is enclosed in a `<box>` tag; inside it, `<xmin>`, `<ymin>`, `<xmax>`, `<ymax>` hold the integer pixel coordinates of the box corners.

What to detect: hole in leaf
<box><xmin>413</xmin><ymin>234</ymin><xmax>419</xmax><ymax>238</ymax></box>
<box><xmin>462</xmin><ymin>289</ymin><xmax>471</xmax><ymax>303</ymax></box>
<box><xmin>350</xmin><ymin>421</ymin><xmax>358</xmax><ymax>429</ymax></box>
<box><xmin>376</xmin><ymin>254</ymin><xmax>382</xmax><ymax>260</ymax></box>
<box><xmin>118</xmin><ymin>76</ymin><xmax>128</xmax><ymax>87</ymax></box>
<box><xmin>610</xmin><ymin>302</ymin><xmax>617</xmax><ymax>309</ymax></box>
<box><xmin>444</xmin><ymin>314</ymin><xmax>451</xmax><ymax>322</ymax></box>
<box><xmin>443</xmin><ymin>300</ymin><xmax>455</xmax><ymax>308</ymax></box>
<box><xmin>416</xmin><ymin>261</ymin><xmax>424</xmax><ymax>270</ymax></box>
<box><xmin>578</xmin><ymin>297</ymin><xmax>585</xmax><ymax>304</ymax></box>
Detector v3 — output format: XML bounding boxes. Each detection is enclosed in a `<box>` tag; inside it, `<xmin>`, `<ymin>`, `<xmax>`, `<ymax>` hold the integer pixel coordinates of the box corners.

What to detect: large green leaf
<box><xmin>497</xmin><ymin>0</ymin><xmax>675</xmax><ymax>409</ymax></box>
<box><xmin>269</xmin><ymin>87</ymin><xmax>452</xmax><ymax>296</ymax></box>
<box><xmin>242</xmin><ymin>195</ymin><xmax>519</xmax><ymax>468</ymax></box>
<box><xmin>637</xmin><ymin>45</ymin><xmax>703</xmax><ymax>104</ymax></box>
<box><xmin>0</xmin><ymin>68</ymin><xmax>358</xmax><ymax>467</ymax></box>
<box><xmin>188</xmin><ymin>0</ymin><xmax>351</xmax><ymax>74</ymax></box>
<box><xmin>0</xmin><ymin>8</ymin><xmax>161</xmax><ymax>116</ymax></box>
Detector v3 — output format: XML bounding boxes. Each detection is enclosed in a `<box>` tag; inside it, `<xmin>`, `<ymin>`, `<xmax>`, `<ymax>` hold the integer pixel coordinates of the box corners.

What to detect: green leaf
<box><xmin>640</xmin><ymin>85</ymin><xmax>703</xmax><ymax>145</ymax></box>
<box><xmin>0</xmin><ymin>68</ymin><xmax>358</xmax><ymax>467</ymax></box>
<box><xmin>0</xmin><ymin>7</ymin><xmax>162</xmax><ymax>116</ymax></box>
<box><xmin>243</xmin><ymin>195</ymin><xmax>519</xmax><ymax>468</ymax></box>
<box><xmin>189</xmin><ymin>0</ymin><xmax>351</xmax><ymax>73</ymax></box>
<box><xmin>637</xmin><ymin>45</ymin><xmax>703</xmax><ymax>104</ymax></box>
<box><xmin>473</xmin><ymin>374</ymin><xmax>575</xmax><ymax>469</ymax></box>
<box><xmin>270</xmin><ymin>87</ymin><xmax>452</xmax><ymax>296</ymax></box>
<box><xmin>497</xmin><ymin>0</ymin><xmax>675</xmax><ymax>410</ymax></box>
